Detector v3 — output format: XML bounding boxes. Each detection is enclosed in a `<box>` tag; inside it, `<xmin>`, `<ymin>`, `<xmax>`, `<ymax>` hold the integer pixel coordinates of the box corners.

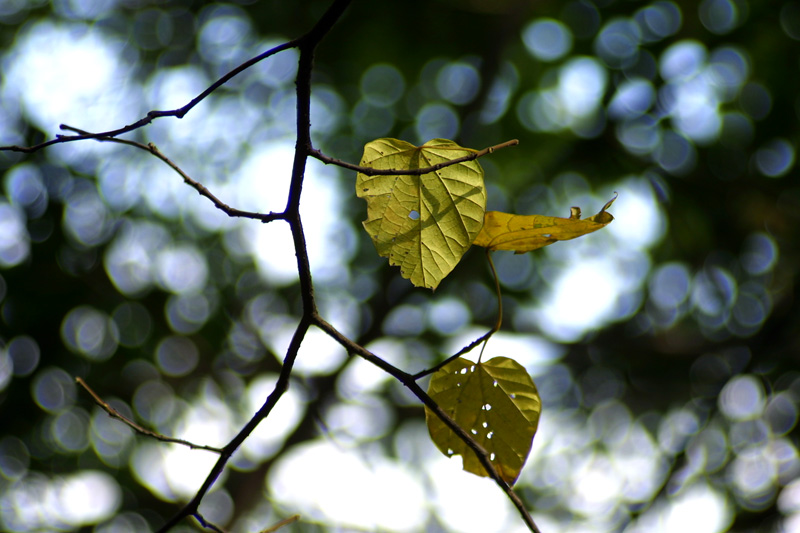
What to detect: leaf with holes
<box><xmin>425</xmin><ymin>356</ymin><xmax>541</xmax><ymax>484</ymax></box>
<box><xmin>356</xmin><ymin>138</ymin><xmax>486</xmax><ymax>289</ymax></box>
<box><xmin>473</xmin><ymin>194</ymin><xmax>617</xmax><ymax>253</ymax></box>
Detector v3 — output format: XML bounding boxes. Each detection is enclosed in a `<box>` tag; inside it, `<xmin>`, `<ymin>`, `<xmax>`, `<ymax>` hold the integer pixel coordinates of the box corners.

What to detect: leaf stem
<box><xmin>487</xmin><ymin>249</ymin><xmax>504</xmax><ymax>333</ymax></box>
<box><xmin>478</xmin><ymin>249</ymin><xmax>503</xmax><ymax>363</ymax></box>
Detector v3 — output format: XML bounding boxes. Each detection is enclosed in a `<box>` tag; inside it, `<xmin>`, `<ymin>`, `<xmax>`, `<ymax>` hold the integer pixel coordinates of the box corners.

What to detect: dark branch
<box><xmin>156</xmin><ymin>1</ymin><xmax>354</xmax><ymax>531</ymax></box>
<box><xmin>59</xmin><ymin>125</ymin><xmax>284</xmax><ymax>223</ymax></box>
<box><xmin>0</xmin><ymin>41</ymin><xmax>297</xmax><ymax>153</ymax></box>
<box><xmin>312</xmin><ymin>315</ymin><xmax>541</xmax><ymax>533</ymax></box>
<box><xmin>156</xmin><ymin>317</ymin><xmax>312</xmax><ymax>533</ymax></box>
<box><xmin>75</xmin><ymin>377</ymin><xmax>224</xmax><ymax>453</ymax></box>
<box><xmin>192</xmin><ymin>513</ymin><xmax>227</xmax><ymax>533</ymax></box>
<box><xmin>412</xmin><ymin>330</ymin><xmax>495</xmax><ymax>380</ymax></box>
<box><xmin>415</xmin><ymin>251</ymin><xmax>505</xmax><ymax>377</ymax></box>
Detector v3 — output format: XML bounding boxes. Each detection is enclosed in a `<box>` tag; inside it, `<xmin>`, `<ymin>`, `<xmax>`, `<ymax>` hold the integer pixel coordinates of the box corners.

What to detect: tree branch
<box><xmin>312</xmin><ymin>315</ymin><xmax>541</xmax><ymax>533</ymax></box>
<box><xmin>59</xmin><ymin>125</ymin><xmax>283</xmax><ymax>223</ymax></box>
<box><xmin>156</xmin><ymin>2</ymin><xmax>353</xmax><ymax>530</ymax></box>
<box><xmin>10</xmin><ymin>1</ymin><xmax>540</xmax><ymax>531</ymax></box>
<box><xmin>156</xmin><ymin>317</ymin><xmax>312</xmax><ymax>533</ymax></box>
<box><xmin>0</xmin><ymin>41</ymin><xmax>298</xmax><ymax>153</ymax></box>
<box><xmin>309</xmin><ymin>139</ymin><xmax>519</xmax><ymax>176</ymax></box>
<box><xmin>75</xmin><ymin>377</ymin><xmax>224</xmax><ymax>453</ymax></box>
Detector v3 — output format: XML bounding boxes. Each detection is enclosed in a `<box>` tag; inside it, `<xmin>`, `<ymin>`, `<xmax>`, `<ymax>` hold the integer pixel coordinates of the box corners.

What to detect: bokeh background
<box><xmin>1</xmin><ymin>0</ymin><xmax>799</xmax><ymax>531</ymax></box>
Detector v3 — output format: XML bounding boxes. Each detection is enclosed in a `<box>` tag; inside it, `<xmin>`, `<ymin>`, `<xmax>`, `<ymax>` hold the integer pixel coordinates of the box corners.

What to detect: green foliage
<box><xmin>425</xmin><ymin>356</ymin><xmax>541</xmax><ymax>485</ymax></box>
<box><xmin>356</xmin><ymin>138</ymin><xmax>486</xmax><ymax>289</ymax></box>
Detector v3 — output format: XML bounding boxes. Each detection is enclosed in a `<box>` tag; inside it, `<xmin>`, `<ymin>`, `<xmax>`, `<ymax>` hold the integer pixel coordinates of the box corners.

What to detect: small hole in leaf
<box><xmin>483</xmin><ymin>403</ymin><xmax>492</xmax><ymax>411</ymax></box>
<box><xmin>493</xmin><ymin>381</ymin><xmax>498</xmax><ymax>387</ymax></box>
<box><xmin>447</xmin><ymin>448</ymin><xmax>454</xmax><ymax>455</ymax></box>
<box><xmin>487</xmin><ymin>431</ymin><xmax>493</xmax><ymax>439</ymax></box>
<box><xmin>510</xmin><ymin>393</ymin><xmax>516</xmax><ymax>399</ymax></box>
<box><xmin>471</xmin><ymin>429</ymin><xmax>478</xmax><ymax>435</ymax></box>
<box><xmin>460</xmin><ymin>368</ymin><xmax>468</xmax><ymax>375</ymax></box>
<box><xmin>408</xmin><ymin>210</ymin><xmax>420</xmax><ymax>220</ymax></box>
<box><xmin>469</xmin><ymin>365</ymin><xmax>475</xmax><ymax>372</ymax></box>
<box><xmin>490</xmin><ymin>453</ymin><xmax>496</xmax><ymax>461</ymax></box>
<box><xmin>482</xmin><ymin>422</ymin><xmax>488</xmax><ymax>428</ymax></box>
<box><xmin>362</xmin><ymin>188</ymin><xmax>368</xmax><ymax>192</ymax></box>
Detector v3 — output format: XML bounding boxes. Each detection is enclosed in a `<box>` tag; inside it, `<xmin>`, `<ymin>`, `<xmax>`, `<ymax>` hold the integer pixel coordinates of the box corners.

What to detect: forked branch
<box><xmin>312</xmin><ymin>314</ymin><xmax>541</xmax><ymax>533</ymax></box>
<box><xmin>17</xmin><ymin>0</ymin><xmax>541</xmax><ymax>531</ymax></box>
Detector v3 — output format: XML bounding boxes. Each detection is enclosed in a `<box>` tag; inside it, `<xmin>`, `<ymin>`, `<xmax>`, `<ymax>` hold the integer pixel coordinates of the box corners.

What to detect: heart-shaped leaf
<box><xmin>356</xmin><ymin>138</ymin><xmax>486</xmax><ymax>289</ymax></box>
<box><xmin>425</xmin><ymin>356</ymin><xmax>541</xmax><ymax>485</ymax></box>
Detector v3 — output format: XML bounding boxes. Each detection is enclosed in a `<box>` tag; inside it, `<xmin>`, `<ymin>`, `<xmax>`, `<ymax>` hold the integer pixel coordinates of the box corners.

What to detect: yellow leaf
<box><xmin>473</xmin><ymin>194</ymin><xmax>617</xmax><ymax>253</ymax></box>
<box><xmin>425</xmin><ymin>357</ymin><xmax>541</xmax><ymax>485</ymax></box>
<box><xmin>356</xmin><ymin>138</ymin><xmax>486</xmax><ymax>289</ymax></box>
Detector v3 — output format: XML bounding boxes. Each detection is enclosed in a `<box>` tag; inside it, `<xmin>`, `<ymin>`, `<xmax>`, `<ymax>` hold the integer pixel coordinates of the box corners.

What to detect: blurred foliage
<box><xmin>1</xmin><ymin>0</ymin><xmax>800</xmax><ymax>532</ymax></box>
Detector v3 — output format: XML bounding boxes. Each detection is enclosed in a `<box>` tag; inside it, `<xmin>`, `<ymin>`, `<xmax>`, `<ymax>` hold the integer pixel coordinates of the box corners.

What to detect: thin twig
<box><xmin>412</xmin><ymin>330</ymin><xmax>494</xmax><ymax>380</ymax></box>
<box><xmin>0</xmin><ymin>41</ymin><xmax>297</xmax><ymax>153</ymax></box>
<box><xmin>193</xmin><ymin>513</ymin><xmax>227</xmax><ymax>533</ymax></box>
<box><xmin>260</xmin><ymin>515</ymin><xmax>300</xmax><ymax>533</ymax></box>
<box><xmin>309</xmin><ymin>139</ymin><xmax>519</xmax><ymax>176</ymax></box>
<box><xmin>75</xmin><ymin>377</ymin><xmax>224</xmax><ymax>453</ymax></box>
<box><xmin>59</xmin><ymin>125</ymin><xmax>283</xmax><ymax>223</ymax></box>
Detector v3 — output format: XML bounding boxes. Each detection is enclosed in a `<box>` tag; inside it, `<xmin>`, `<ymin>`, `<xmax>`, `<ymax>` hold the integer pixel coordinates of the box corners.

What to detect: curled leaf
<box><xmin>473</xmin><ymin>193</ymin><xmax>617</xmax><ymax>253</ymax></box>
